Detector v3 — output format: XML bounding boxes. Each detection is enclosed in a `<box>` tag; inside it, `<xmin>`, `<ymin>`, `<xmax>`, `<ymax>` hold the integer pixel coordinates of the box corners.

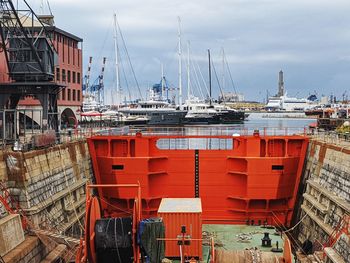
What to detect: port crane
<box><xmin>83</xmin><ymin>56</ymin><xmax>93</xmax><ymax>96</ymax></box>
<box><xmin>0</xmin><ymin>0</ymin><xmax>62</xmax><ymax>140</ymax></box>
<box><xmin>82</xmin><ymin>56</ymin><xmax>106</xmax><ymax>108</ymax></box>
<box><xmin>90</xmin><ymin>57</ymin><xmax>106</xmax><ymax>106</ymax></box>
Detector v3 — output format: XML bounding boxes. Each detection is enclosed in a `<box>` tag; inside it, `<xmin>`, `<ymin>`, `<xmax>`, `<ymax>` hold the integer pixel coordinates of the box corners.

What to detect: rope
<box><xmin>97</xmin><ymin>196</ymin><xmax>133</xmax><ymax>215</ymax></box>
<box><xmin>114</xmin><ymin>217</ymin><xmax>122</xmax><ymax>262</ymax></box>
<box><xmin>282</xmin><ymin>193</ymin><xmax>320</xmax><ymax>234</ymax></box>
<box><xmin>271</xmin><ymin>211</ymin><xmax>305</xmax><ymax>254</ymax></box>
<box><xmin>115</xmin><ymin>14</ymin><xmax>143</xmax><ymax>100</ymax></box>
<box><xmin>191</xmin><ymin>57</ymin><xmax>204</xmax><ymax>99</ymax></box>
<box><xmin>224</xmin><ymin>53</ymin><xmax>238</xmax><ymax>95</ymax></box>
<box><xmin>211</xmin><ymin>59</ymin><xmax>224</xmax><ymax>99</ymax></box>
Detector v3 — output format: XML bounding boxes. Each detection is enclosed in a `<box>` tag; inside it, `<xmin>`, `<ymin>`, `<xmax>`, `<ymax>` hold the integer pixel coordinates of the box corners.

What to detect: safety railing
<box><xmin>92</xmin><ymin>125</ymin><xmax>310</xmax><ymax>137</ymax></box>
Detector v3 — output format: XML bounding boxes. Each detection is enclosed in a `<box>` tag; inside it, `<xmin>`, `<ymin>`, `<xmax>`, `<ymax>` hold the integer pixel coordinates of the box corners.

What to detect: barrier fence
<box><xmin>1</xmin><ymin>114</ymin><xmax>349</xmax><ymax>150</ymax></box>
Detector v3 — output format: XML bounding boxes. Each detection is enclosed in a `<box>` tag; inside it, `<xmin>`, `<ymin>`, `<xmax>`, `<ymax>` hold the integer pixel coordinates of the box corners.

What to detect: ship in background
<box><xmin>266</xmin><ymin>70</ymin><xmax>315</xmax><ymax>111</ymax></box>
<box><xmin>118</xmin><ymin>79</ymin><xmax>187</xmax><ymax>125</ymax></box>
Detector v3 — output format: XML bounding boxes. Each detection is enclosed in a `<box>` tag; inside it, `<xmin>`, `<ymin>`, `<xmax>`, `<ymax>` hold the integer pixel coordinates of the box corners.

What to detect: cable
<box><xmin>211</xmin><ymin>59</ymin><xmax>224</xmax><ymax>99</ymax></box>
<box><xmin>119</xmin><ymin>48</ymin><xmax>132</xmax><ymax>101</ymax></box>
<box><xmin>115</xmin><ymin>15</ymin><xmax>143</xmax><ymax>100</ymax></box>
<box><xmin>114</xmin><ymin>217</ymin><xmax>122</xmax><ymax>263</ymax></box>
<box><xmin>224</xmin><ymin>54</ymin><xmax>238</xmax><ymax>95</ymax></box>
<box><xmin>97</xmin><ymin>196</ymin><xmax>133</xmax><ymax>215</ymax></box>
<box><xmin>191</xmin><ymin>57</ymin><xmax>204</xmax><ymax>99</ymax></box>
<box><xmin>195</xmin><ymin>59</ymin><xmax>210</xmax><ymax>97</ymax></box>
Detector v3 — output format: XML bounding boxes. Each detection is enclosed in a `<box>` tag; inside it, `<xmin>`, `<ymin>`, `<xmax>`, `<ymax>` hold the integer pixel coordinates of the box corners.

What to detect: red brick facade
<box><xmin>0</xmin><ymin>28</ymin><xmax>82</xmax><ymax>109</ymax></box>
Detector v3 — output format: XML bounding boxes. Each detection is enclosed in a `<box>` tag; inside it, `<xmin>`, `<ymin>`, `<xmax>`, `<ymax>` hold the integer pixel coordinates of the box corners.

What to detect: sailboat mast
<box><xmin>222</xmin><ymin>47</ymin><xmax>225</xmax><ymax>94</ymax></box>
<box><xmin>187</xmin><ymin>41</ymin><xmax>190</xmax><ymax>100</ymax></box>
<box><xmin>161</xmin><ymin>63</ymin><xmax>165</xmax><ymax>100</ymax></box>
<box><xmin>177</xmin><ymin>16</ymin><xmax>182</xmax><ymax>108</ymax></box>
<box><xmin>208</xmin><ymin>49</ymin><xmax>212</xmax><ymax>106</ymax></box>
<box><xmin>113</xmin><ymin>13</ymin><xmax>120</xmax><ymax>108</ymax></box>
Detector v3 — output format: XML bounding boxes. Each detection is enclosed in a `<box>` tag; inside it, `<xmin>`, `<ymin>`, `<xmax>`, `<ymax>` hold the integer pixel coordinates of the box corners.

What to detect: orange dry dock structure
<box><xmin>87</xmin><ymin>132</ymin><xmax>308</xmax><ymax>226</ymax></box>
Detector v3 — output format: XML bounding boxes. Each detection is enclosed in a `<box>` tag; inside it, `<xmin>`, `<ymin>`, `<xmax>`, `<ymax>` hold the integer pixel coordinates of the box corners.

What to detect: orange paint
<box><xmin>157</xmin><ymin>198</ymin><xmax>202</xmax><ymax>259</ymax></box>
<box><xmin>87</xmin><ymin>133</ymin><xmax>308</xmax><ymax>226</ymax></box>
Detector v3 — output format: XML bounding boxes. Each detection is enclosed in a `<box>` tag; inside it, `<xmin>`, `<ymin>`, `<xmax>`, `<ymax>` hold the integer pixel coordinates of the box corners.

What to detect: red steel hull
<box><xmin>87</xmin><ymin>133</ymin><xmax>308</xmax><ymax>226</ymax></box>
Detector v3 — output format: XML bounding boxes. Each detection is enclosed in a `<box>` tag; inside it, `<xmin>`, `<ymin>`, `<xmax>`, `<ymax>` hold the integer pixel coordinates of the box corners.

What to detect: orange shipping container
<box><xmin>157</xmin><ymin>198</ymin><xmax>202</xmax><ymax>259</ymax></box>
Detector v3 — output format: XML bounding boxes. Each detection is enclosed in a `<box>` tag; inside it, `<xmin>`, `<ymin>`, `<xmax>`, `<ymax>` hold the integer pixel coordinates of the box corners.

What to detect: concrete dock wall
<box><xmin>0</xmin><ymin>140</ymin><xmax>92</xmax><ymax>237</ymax></box>
<box><xmin>296</xmin><ymin>138</ymin><xmax>350</xmax><ymax>263</ymax></box>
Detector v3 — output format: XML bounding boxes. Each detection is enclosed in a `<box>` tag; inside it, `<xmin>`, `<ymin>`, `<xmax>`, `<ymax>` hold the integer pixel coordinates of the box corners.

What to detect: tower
<box><xmin>278</xmin><ymin>70</ymin><xmax>285</xmax><ymax>96</ymax></box>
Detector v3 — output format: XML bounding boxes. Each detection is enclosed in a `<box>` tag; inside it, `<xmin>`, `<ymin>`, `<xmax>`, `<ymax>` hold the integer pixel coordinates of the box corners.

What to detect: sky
<box><xmin>30</xmin><ymin>0</ymin><xmax>350</xmax><ymax>103</ymax></box>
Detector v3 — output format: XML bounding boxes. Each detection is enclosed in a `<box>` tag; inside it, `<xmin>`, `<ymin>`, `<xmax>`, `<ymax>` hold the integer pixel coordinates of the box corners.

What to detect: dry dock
<box><xmin>0</xmin><ymin>134</ymin><xmax>349</xmax><ymax>262</ymax></box>
<box><xmin>295</xmin><ymin>135</ymin><xmax>350</xmax><ymax>263</ymax></box>
<box><xmin>0</xmin><ymin>140</ymin><xmax>92</xmax><ymax>262</ymax></box>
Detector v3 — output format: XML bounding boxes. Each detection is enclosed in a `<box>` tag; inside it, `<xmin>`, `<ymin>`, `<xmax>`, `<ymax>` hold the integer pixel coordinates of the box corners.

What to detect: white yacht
<box><xmin>118</xmin><ymin>84</ymin><xmax>187</xmax><ymax>125</ymax></box>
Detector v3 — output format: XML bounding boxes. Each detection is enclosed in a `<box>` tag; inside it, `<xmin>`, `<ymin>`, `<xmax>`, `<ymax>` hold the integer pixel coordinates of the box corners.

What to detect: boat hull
<box><xmin>88</xmin><ymin>133</ymin><xmax>308</xmax><ymax>226</ymax></box>
<box><xmin>148</xmin><ymin>111</ymin><xmax>187</xmax><ymax>125</ymax></box>
<box><xmin>218</xmin><ymin>110</ymin><xmax>245</xmax><ymax>123</ymax></box>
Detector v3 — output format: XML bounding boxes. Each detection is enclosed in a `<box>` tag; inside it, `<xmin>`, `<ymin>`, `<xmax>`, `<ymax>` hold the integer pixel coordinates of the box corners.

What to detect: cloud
<box><xmin>31</xmin><ymin>0</ymin><xmax>350</xmax><ymax>102</ymax></box>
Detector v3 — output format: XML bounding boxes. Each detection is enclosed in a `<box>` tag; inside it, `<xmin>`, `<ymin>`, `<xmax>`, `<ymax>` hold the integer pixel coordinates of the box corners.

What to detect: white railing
<box><xmin>92</xmin><ymin>125</ymin><xmax>309</xmax><ymax>137</ymax></box>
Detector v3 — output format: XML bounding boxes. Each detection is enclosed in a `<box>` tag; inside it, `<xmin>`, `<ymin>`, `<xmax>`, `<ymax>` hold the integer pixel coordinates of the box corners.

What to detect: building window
<box><xmin>73</xmin><ymin>71</ymin><xmax>76</xmax><ymax>84</ymax></box>
<box><xmin>56</xmin><ymin>67</ymin><xmax>60</xmax><ymax>81</ymax></box>
<box><xmin>73</xmin><ymin>42</ymin><xmax>75</xmax><ymax>65</ymax></box>
<box><xmin>68</xmin><ymin>89</ymin><xmax>71</xmax><ymax>101</ymax></box>
<box><xmin>68</xmin><ymin>39</ymin><xmax>70</xmax><ymax>64</ymax></box>
<box><xmin>67</xmin><ymin>70</ymin><xmax>71</xmax><ymax>83</ymax></box>
<box><xmin>78</xmin><ymin>90</ymin><xmax>81</xmax><ymax>101</ymax></box>
<box><xmin>62</xmin><ymin>69</ymin><xmax>66</xmax><ymax>82</ymax></box>
<box><xmin>62</xmin><ymin>37</ymin><xmax>65</xmax><ymax>63</ymax></box>
<box><xmin>62</xmin><ymin>88</ymin><xmax>66</xmax><ymax>100</ymax></box>
<box><xmin>77</xmin><ymin>72</ymin><xmax>81</xmax><ymax>84</ymax></box>
<box><xmin>73</xmin><ymin>89</ymin><xmax>76</xmax><ymax>101</ymax></box>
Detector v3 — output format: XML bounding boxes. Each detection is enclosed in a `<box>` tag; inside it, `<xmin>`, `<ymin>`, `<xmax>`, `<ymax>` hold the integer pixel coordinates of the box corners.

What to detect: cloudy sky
<box><xmin>32</xmin><ymin>0</ymin><xmax>350</xmax><ymax>103</ymax></box>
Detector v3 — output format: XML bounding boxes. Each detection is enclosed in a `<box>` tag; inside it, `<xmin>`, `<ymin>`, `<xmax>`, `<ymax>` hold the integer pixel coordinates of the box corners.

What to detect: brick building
<box><xmin>0</xmin><ymin>15</ymin><xmax>83</xmax><ymax>127</ymax></box>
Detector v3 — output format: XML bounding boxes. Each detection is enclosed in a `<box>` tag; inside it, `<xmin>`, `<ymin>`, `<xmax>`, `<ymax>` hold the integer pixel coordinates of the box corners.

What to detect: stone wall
<box><xmin>0</xmin><ymin>140</ymin><xmax>92</xmax><ymax>237</ymax></box>
<box><xmin>296</xmin><ymin>139</ymin><xmax>350</xmax><ymax>263</ymax></box>
<box><xmin>2</xmin><ymin>236</ymin><xmax>48</xmax><ymax>263</ymax></box>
